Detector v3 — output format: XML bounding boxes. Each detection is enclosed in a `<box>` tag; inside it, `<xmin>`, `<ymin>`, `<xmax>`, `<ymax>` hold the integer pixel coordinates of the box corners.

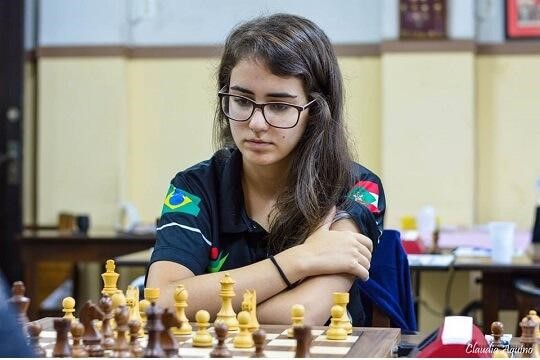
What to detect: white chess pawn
<box><xmin>192</xmin><ymin>310</ymin><xmax>213</xmax><ymax>347</ymax></box>
<box><xmin>233</xmin><ymin>311</ymin><xmax>254</xmax><ymax>348</ymax></box>
<box><xmin>287</xmin><ymin>304</ymin><xmax>305</xmax><ymax>338</ymax></box>
<box><xmin>326</xmin><ymin>305</ymin><xmax>348</xmax><ymax>340</ymax></box>
<box><xmin>62</xmin><ymin>297</ymin><xmax>76</xmax><ymax>321</ymax></box>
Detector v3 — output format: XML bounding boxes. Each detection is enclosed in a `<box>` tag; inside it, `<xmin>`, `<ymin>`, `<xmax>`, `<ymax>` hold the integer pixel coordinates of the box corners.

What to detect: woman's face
<box><xmin>228</xmin><ymin>58</ymin><xmax>310</xmax><ymax>168</ymax></box>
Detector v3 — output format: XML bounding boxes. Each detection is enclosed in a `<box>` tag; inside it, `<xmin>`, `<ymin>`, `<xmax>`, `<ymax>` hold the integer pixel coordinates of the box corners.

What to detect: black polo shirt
<box><xmin>149</xmin><ymin>148</ymin><xmax>386</xmax><ymax>324</ymax></box>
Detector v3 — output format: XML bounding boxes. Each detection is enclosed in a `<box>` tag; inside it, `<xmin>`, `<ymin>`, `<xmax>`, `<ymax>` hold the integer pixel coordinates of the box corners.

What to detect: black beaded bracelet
<box><xmin>268</xmin><ymin>255</ymin><xmax>294</xmax><ymax>289</ymax></box>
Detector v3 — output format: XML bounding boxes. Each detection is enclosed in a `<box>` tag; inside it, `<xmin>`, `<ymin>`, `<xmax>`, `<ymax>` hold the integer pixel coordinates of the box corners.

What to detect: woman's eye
<box><xmin>233</xmin><ymin>97</ymin><xmax>252</xmax><ymax>107</ymax></box>
<box><xmin>267</xmin><ymin>103</ymin><xmax>290</xmax><ymax>112</ymax></box>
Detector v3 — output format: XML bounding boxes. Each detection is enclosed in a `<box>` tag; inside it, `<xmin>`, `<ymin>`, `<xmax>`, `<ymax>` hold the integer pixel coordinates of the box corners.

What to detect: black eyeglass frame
<box><xmin>218</xmin><ymin>86</ymin><xmax>317</xmax><ymax>129</ymax></box>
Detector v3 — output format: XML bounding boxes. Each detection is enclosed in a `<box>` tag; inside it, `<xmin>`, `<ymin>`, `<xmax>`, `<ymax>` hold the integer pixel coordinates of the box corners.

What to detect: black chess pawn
<box><xmin>52</xmin><ymin>318</ymin><xmax>72</xmax><ymax>357</ymax></box>
<box><xmin>128</xmin><ymin>319</ymin><xmax>144</xmax><ymax>358</ymax></box>
<box><xmin>210</xmin><ymin>322</ymin><xmax>232</xmax><ymax>358</ymax></box>
<box><xmin>27</xmin><ymin>322</ymin><xmax>46</xmax><ymax>357</ymax></box>
<box><xmin>251</xmin><ymin>329</ymin><xmax>267</xmax><ymax>358</ymax></box>
<box><xmin>161</xmin><ymin>308</ymin><xmax>181</xmax><ymax>357</ymax></box>
<box><xmin>99</xmin><ymin>294</ymin><xmax>115</xmax><ymax>350</ymax></box>
<box><xmin>9</xmin><ymin>281</ymin><xmax>30</xmax><ymax>327</ymax></box>
<box><xmin>144</xmin><ymin>302</ymin><xmax>165</xmax><ymax>358</ymax></box>
<box><xmin>491</xmin><ymin>321</ymin><xmax>505</xmax><ymax>350</ymax></box>
<box><xmin>70</xmin><ymin>321</ymin><xmax>88</xmax><ymax>358</ymax></box>
<box><xmin>113</xmin><ymin>306</ymin><xmax>132</xmax><ymax>358</ymax></box>
<box><xmin>294</xmin><ymin>326</ymin><xmax>312</xmax><ymax>358</ymax></box>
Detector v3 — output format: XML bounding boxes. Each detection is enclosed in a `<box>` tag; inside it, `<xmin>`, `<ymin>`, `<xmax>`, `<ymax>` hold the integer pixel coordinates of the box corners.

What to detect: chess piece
<box><xmin>113</xmin><ymin>306</ymin><xmax>132</xmax><ymax>358</ymax></box>
<box><xmin>215</xmin><ymin>274</ymin><xmax>239</xmax><ymax>331</ymax></box>
<box><xmin>251</xmin><ymin>329</ymin><xmax>267</xmax><ymax>358</ymax></box>
<box><xmin>326</xmin><ymin>305</ymin><xmax>348</xmax><ymax>340</ymax></box>
<box><xmin>520</xmin><ymin>315</ymin><xmax>540</xmax><ymax>358</ymax></box>
<box><xmin>527</xmin><ymin>310</ymin><xmax>540</xmax><ymax>338</ymax></box>
<box><xmin>193</xmin><ymin>310</ymin><xmax>213</xmax><ymax>347</ymax></box>
<box><xmin>144</xmin><ymin>287</ymin><xmax>160</xmax><ymax>304</ymax></box>
<box><xmin>492</xmin><ymin>349</ymin><xmax>509</xmax><ymax>358</ymax></box>
<box><xmin>128</xmin><ymin>319</ymin><xmax>144</xmax><ymax>358</ymax></box>
<box><xmin>8</xmin><ymin>281</ymin><xmax>30</xmax><ymax>327</ymax></box>
<box><xmin>62</xmin><ymin>297</ymin><xmax>76</xmax><ymax>321</ymax></box>
<box><xmin>52</xmin><ymin>318</ymin><xmax>72</xmax><ymax>357</ymax></box>
<box><xmin>293</xmin><ymin>326</ymin><xmax>312</xmax><ymax>358</ymax></box>
<box><xmin>287</xmin><ymin>304</ymin><xmax>305</xmax><ymax>338</ymax></box>
<box><xmin>491</xmin><ymin>321</ymin><xmax>505</xmax><ymax>350</ymax></box>
<box><xmin>161</xmin><ymin>308</ymin><xmax>181</xmax><ymax>357</ymax></box>
<box><xmin>139</xmin><ymin>298</ymin><xmax>150</xmax><ymax>333</ymax></box>
<box><xmin>210</xmin><ymin>322</ymin><xmax>232</xmax><ymax>358</ymax></box>
<box><xmin>80</xmin><ymin>300</ymin><xmax>105</xmax><ymax>357</ymax></box>
<box><xmin>70</xmin><ymin>321</ymin><xmax>88</xmax><ymax>358</ymax></box>
<box><xmin>101</xmin><ymin>259</ymin><xmax>119</xmax><ymax>297</ymax></box>
<box><xmin>27</xmin><ymin>322</ymin><xmax>46</xmax><ymax>357</ymax></box>
<box><xmin>233</xmin><ymin>311</ymin><xmax>254</xmax><ymax>348</ymax></box>
<box><xmin>144</xmin><ymin>302</ymin><xmax>166</xmax><ymax>357</ymax></box>
<box><xmin>333</xmin><ymin>292</ymin><xmax>352</xmax><ymax>334</ymax></box>
<box><xmin>173</xmin><ymin>284</ymin><xmax>192</xmax><ymax>335</ymax></box>
<box><xmin>242</xmin><ymin>289</ymin><xmax>259</xmax><ymax>332</ymax></box>
<box><xmin>99</xmin><ymin>294</ymin><xmax>115</xmax><ymax>350</ymax></box>
<box><xmin>111</xmin><ymin>289</ymin><xmax>127</xmax><ymax>309</ymax></box>
<box><xmin>126</xmin><ymin>285</ymin><xmax>144</xmax><ymax>336</ymax></box>
<box><xmin>110</xmin><ymin>289</ymin><xmax>126</xmax><ymax>329</ymax></box>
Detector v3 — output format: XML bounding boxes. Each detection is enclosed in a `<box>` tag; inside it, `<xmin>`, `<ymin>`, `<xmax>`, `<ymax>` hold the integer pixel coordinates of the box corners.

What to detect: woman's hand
<box><xmin>301</xmin><ymin>207</ymin><xmax>373</xmax><ymax>280</ymax></box>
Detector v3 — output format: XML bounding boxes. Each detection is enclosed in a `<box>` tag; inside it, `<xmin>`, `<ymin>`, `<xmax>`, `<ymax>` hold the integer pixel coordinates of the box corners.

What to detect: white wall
<box><xmin>476</xmin><ymin>0</ymin><xmax>505</xmax><ymax>43</ymax></box>
<box><xmin>39</xmin><ymin>0</ymin><xmax>382</xmax><ymax>46</ymax></box>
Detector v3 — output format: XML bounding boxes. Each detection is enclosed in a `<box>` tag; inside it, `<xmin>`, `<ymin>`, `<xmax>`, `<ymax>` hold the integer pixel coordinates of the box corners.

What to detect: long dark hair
<box><xmin>214</xmin><ymin>13</ymin><xmax>354</xmax><ymax>253</ymax></box>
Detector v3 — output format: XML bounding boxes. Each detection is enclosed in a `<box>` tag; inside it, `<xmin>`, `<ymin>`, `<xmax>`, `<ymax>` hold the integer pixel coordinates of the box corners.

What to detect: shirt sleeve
<box><xmin>149</xmin><ymin>173</ymin><xmax>212</xmax><ymax>275</ymax></box>
<box><xmin>341</xmin><ymin>169</ymin><xmax>386</xmax><ymax>247</ymax></box>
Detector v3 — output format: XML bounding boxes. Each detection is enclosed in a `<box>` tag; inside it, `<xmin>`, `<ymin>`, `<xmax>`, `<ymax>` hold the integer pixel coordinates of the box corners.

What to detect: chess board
<box><xmin>36</xmin><ymin>319</ymin><xmax>401</xmax><ymax>358</ymax></box>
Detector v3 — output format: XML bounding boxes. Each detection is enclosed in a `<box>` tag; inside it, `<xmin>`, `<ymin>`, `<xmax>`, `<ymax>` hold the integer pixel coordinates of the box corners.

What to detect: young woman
<box><xmin>146</xmin><ymin>13</ymin><xmax>386</xmax><ymax>326</ymax></box>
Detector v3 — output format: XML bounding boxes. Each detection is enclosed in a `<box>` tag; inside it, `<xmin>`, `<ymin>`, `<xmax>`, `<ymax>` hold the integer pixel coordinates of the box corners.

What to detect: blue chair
<box><xmin>355</xmin><ymin>229</ymin><xmax>417</xmax><ymax>333</ymax></box>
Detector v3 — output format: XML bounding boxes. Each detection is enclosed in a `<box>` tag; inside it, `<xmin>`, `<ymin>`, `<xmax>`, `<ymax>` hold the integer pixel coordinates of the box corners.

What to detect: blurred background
<box><xmin>1</xmin><ymin>0</ymin><xmax>539</xmax><ymax>335</ymax></box>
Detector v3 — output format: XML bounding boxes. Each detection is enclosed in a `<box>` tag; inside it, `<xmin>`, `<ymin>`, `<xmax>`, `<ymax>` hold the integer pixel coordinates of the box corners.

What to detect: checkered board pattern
<box><xmin>39</xmin><ymin>327</ymin><xmax>363</xmax><ymax>358</ymax></box>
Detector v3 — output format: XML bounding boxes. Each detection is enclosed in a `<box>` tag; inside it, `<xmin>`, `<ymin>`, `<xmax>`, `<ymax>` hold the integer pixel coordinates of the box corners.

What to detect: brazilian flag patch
<box><xmin>162</xmin><ymin>185</ymin><xmax>201</xmax><ymax>216</ymax></box>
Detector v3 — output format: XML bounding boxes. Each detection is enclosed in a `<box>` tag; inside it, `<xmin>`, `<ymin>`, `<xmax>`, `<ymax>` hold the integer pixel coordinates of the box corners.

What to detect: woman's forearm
<box><xmin>147</xmin><ymin>244</ymin><xmax>312</xmax><ymax>319</ymax></box>
<box><xmin>257</xmin><ymin>273</ymin><xmax>355</xmax><ymax>325</ymax></box>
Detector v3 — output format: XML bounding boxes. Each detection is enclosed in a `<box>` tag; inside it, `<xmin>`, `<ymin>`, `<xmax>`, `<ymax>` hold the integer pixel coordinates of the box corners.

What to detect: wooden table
<box><xmin>18</xmin><ymin>230</ymin><xmax>155</xmax><ymax>320</ymax></box>
<box><xmin>409</xmin><ymin>251</ymin><xmax>540</xmax><ymax>333</ymax></box>
<box><xmin>453</xmin><ymin>255</ymin><xmax>540</xmax><ymax>333</ymax></box>
<box><xmin>34</xmin><ymin>317</ymin><xmax>402</xmax><ymax>358</ymax></box>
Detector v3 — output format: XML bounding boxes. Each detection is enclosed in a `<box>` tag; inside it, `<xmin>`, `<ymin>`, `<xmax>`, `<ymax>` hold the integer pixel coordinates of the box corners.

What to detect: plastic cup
<box><xmin>489</xmin><ymin>222</ymin><xmax>515</xmax><ymax>264</ymax></box>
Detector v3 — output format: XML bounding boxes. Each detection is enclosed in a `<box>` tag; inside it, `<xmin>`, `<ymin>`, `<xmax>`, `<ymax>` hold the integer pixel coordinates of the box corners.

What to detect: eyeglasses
<box><xmin>218</xmin><ymin>86</ymin><xmax>317</xmax><ymax>129</ymax></box>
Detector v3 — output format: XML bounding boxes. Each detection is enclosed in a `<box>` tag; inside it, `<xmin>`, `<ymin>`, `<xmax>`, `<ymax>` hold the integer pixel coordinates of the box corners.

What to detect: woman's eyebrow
<box><xmin>230</xmin><ymin>85</ymin><xmax>297</xmax><ymax>99</ymax></box>
<box><xmin>230</xmin><ymin>85</ymin><xmax>254</xmax><ymax>94</ymax></box>
<box><xmin>267</xmin><ymin>92</ymin><xmax>297</xmax><ymax>99</ymax></box>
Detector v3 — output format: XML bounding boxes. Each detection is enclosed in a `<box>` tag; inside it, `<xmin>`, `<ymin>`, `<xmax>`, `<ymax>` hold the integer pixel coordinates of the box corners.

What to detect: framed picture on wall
<box><xmin>399</xmin><ymin>0</ymin><xmax>447</xmax><ymax>39</ymax></box>
<box><xmin>506</xmin><ymin>0</ymin><xmax>540</xmax><ymax>39</ymax></box>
